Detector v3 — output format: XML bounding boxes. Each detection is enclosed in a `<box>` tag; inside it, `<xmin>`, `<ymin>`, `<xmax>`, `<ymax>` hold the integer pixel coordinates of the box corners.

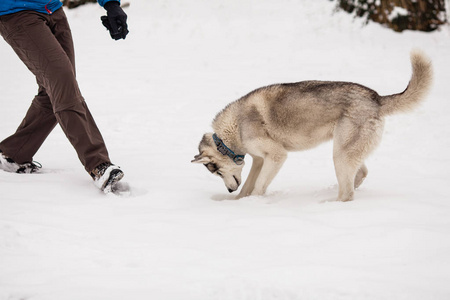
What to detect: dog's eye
<box><xmin>217</xmin><ymin>171</ymin><xmax>223</xmax><ymax>177</ymax></box>
<box><xmin>205</xmin><ymin>163</ymin><xmax>218</xmax><ymax>173</ymax></box>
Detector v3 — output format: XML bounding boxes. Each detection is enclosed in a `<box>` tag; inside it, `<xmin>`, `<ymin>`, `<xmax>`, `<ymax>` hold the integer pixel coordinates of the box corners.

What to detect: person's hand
<box><xmin>101</xmin><ymin>1</ymin><xmax>129</xmax><ymax>40</ymax></box>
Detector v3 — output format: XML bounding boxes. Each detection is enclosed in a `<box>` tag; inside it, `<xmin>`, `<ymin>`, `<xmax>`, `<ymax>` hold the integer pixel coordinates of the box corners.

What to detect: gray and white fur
<box><xmin>192</xmin><ymin>51</ymin><xmax>432</xmax><ymax>201</ymax></box>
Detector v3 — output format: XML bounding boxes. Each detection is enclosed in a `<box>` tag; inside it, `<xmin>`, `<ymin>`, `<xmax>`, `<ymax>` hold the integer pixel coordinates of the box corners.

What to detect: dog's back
<box><xmin>229</xmin><ymin>80</ymin><xmax>380</xmax><ymax>151</ymax></box>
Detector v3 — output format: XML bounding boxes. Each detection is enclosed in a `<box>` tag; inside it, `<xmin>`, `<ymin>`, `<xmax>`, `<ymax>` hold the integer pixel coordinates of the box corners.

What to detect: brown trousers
<box><xmin>0</xmin><ymin>8</ymin><xmax>110</xmax><ymax>173</ymax></box>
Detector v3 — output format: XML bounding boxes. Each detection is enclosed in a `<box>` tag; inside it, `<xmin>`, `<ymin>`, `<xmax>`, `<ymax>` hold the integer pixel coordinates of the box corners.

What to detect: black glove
<box><xmin>101</xmin><ymin>1</ymin><xmax>129</xmax><ymax>40</ymax></box>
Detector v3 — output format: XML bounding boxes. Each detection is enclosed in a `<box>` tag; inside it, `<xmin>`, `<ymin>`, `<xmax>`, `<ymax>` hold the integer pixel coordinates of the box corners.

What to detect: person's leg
<box><xmin>0</xmin><ymin>85</ymin><xmax>57</xmax><ymax>164</ymax></box>
<box><xmin>0</xmin><ymin>9</ymin><xmax>110</xmax><ymax>172</ymax></box>
<box><xmin>50</xmin><ymin>9</ymin><xmax>112</xmax><ymax>172</ymax></box>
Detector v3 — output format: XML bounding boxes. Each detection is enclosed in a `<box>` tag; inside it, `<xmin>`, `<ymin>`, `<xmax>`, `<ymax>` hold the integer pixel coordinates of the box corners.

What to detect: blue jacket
<box><xmin>0</xmin><ymin>0</ymin><xmax>119</xmax><ymax>16</ymax></box>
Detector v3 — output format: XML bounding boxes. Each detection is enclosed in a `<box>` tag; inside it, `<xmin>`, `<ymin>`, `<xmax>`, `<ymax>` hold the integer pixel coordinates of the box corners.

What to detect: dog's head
<box><xmin>192</xmin><ymin>133</ymin><xmax>245</xmax><ymax>193</ymax></box>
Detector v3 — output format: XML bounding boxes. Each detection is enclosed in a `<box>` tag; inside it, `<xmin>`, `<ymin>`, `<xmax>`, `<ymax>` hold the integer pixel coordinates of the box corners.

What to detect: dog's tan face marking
<box><xmin>211</xmin><ymin>159</ymin><xmax>244</xmax><ymax>193</ymax></box>
<box><xmin>192</xmin><ymin>138</ymin><xmax>245</xmax><ymax>193</ymax></box>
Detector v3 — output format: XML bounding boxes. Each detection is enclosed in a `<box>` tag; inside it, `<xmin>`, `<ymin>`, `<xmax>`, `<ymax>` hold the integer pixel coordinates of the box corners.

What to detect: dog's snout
<box><xmin>228</xmin><ymin>188</ymin><xmax>234</xmax><ymax>193</ymax></box>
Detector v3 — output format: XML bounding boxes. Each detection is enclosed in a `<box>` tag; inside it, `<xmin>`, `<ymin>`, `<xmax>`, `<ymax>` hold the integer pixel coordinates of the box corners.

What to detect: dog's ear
<box><xmin>191</xmin><ymin>153</ymin><xmax>211</xmax><ymax>164</ymax></box>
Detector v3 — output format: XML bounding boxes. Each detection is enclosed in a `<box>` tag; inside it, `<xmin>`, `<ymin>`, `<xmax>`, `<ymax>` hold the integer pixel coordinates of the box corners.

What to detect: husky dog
<box><xmin>192</xmin><ymin>51</ymin><xmax>432</xmax><ymax>202</ymax></box>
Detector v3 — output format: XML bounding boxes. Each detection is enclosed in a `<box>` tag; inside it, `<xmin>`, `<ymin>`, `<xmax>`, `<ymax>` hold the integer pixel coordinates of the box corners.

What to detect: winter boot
<box><xmin>0</xmin><ymin>150</ymin><xmax>41</xmax><ymax>173</ymax></box>
<box><xmin>90</xmin><ymin>162</ymin><xmax>124</xmax><ymax>193</ymax></box>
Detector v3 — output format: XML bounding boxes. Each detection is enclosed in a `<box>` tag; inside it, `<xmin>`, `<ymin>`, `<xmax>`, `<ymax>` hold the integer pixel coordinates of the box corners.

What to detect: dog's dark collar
<box><xmin>212</xmin><ymin>133</ymin><xmax>245</xmax><ymax>165</ymax></box>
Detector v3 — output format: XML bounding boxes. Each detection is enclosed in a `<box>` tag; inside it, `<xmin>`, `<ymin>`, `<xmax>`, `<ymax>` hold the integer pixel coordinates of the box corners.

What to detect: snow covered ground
<box><xmin>1</xmin><ymin>0</ymin><xmax>450</xmax><ymax>299</ymax></box>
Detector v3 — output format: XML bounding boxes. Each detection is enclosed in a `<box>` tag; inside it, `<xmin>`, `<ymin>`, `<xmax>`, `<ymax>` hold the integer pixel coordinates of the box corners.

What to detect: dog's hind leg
<box><xmin>237</xmin><ymin>155</ymin><xmax>264</xmax><ymax>199</ymax></box>
<box><xmin>354</xmin><ymin>163</ymin><xmax>368</xmax><ymax>189</ymax></box>
<box><xmin>333</xmin><ymin>153</ymin><xmax>360</xmax><ymax>202</ymax></box>
<box><xmin>251</xmin><ymin>153</ymin><xmax>287</xmax><ymax>196</ymax></box>
<box><xmin>333</xmin><ymin>117</ymin><xmax>383</xmax><ymax>202</ymax></box>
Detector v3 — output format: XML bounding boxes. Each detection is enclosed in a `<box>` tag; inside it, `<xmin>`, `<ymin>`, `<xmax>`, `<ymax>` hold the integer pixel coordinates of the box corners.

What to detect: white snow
<box><xmin>388</xmin><ymin>7</ymin><xmax>409</xmax><ymax>21</ymax></box>
<box><xmin>1</xmin><ymin>0</ymin><xmax>450</xmax><ymax>299</ymax></box>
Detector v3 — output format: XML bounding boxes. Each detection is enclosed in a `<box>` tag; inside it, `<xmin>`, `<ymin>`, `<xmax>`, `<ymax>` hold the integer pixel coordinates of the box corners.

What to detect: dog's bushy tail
<box><xmin>379</xmin><ymin>50</ymin><xmax>433</xmax><ymax>116</ymax></box>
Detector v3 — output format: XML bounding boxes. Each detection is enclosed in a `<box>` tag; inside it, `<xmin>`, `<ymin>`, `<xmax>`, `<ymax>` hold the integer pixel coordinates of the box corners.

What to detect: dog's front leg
<box><xmin>251</xmin><ymin>154</ymin><xmax>287</xmax><ymax>196</ymax></box>
<box><xmin>236</xmin><ymin>155</ymin><xmax>264</xmax><ymax>199</ymax></box>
